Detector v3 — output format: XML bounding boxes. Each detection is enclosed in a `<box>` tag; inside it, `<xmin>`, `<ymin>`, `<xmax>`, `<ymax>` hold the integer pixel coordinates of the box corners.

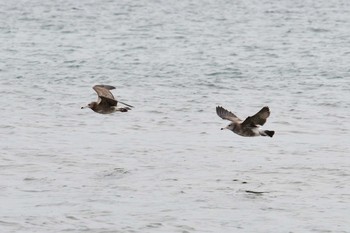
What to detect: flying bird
<box><xmin>81</xmin><ymin>85</ymin><xmax>134</xmax><ymax>114</ymax></box>
<box><xmin>216</xmin><ymin>106</ymin><xmax>275</xmax><ymax>137</ymax></box>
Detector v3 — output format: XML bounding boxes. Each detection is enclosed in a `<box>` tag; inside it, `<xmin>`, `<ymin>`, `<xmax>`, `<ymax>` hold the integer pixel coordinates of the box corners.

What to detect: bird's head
<box><xmin>81</xmin><ymin>102</ymin><xmax>97</xmax><ymax>110</ymax></box>
<box><xmin>221</xmin><ymin>123</ymin><xmax>235</xmax><ymax>131</ymax></box>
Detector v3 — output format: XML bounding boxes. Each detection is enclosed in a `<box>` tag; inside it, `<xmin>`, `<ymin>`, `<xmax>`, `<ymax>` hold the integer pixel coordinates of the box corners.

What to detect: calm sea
<box><xmin>1</xmin><ymin>0</ymin><xmax>349</xmax><ymax>232</ymax></box>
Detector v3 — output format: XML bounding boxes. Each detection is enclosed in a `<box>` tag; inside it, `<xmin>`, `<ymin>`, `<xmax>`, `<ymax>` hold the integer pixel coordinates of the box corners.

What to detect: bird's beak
<box><xmin>81</xmin><ymin>106</ymin><xmax>87</xmax><ymax>109</ymax></box>
<box><xmin>221</xmin><ymin>126</ymin><xmax>228</xmax><ymax>130</ymax></box>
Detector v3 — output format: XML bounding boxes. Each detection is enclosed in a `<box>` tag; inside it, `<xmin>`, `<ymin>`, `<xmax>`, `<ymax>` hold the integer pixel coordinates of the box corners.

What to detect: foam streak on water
<box><xmin>1</xmin><ymin>0</ymin><xmax>350</xmax><ymax>232</ymax></box>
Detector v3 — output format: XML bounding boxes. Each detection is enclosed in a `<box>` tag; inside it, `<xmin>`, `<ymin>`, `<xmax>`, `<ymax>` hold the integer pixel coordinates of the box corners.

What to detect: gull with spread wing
<box><xmin>81</xmin><ymin>85</ymin><xmax>134</xmax><ymax>114</ymax></box>
<box><xmin>216</xmin><ymin>106</ymin><xmax>275</xmax><ymax>137</ymax></box>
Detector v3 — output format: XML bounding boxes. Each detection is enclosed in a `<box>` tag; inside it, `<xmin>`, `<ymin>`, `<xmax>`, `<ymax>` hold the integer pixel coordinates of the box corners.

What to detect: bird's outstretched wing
<box><xmin>216</xmin><ymin>106</ymin><xmax>242</xmax><ymax>123</ymax></box>
<box><xmin>94</xmin><ymin>84</ymin><xmax>116</xmax><ymax>90</ymax></box>
<box><xmin>242</xmin><ymin>106</ymin><xmax>270</xmax><ymax>127</ymax></box>
<box><xmin>118</xmin><ymin>100</ymin><xmax>134</xmax><ymax>108</ymax></box>
<box><xmin>93</xmin><ymin>85</ymin><xmax>116</xmax><ymax>100</ymax></box>
<box><xmin>99</xmin><ymin>96</ymin><xmax>118</xmax><ymax>107</ymax></box>
<box><xmin>93</xmin><ymin>85</ymin><xmax>134</xmax><ymax>108</ymax></box>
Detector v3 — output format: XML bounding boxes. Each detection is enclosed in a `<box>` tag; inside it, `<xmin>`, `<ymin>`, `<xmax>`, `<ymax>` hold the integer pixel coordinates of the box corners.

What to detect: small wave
<box><xmin>308</xmin><ymin>27</ymin><xmax>330</xmax><ymax>33</ymax></box>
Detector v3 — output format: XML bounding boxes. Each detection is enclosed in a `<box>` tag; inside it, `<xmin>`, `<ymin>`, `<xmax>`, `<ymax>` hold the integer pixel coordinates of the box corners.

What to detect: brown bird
<box><xmin>216</xmin><ymin>106</ymin><xmax>275</xmax><ymax>137</ymax></box>
<box><xmin>81</xmin><ymin>85</ymin><xmax>134</xmax><ymax>114</ymax></box>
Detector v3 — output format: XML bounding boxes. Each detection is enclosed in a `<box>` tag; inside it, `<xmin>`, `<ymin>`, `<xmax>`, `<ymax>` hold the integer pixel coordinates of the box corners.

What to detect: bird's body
<box><xmin>82</xmin><ymin>85</ymin><xmax>133</xmax><ymax>114</ymax></box>
<box><xmin>216</xmin><ymin>106</ymin><xmax>275</xmax><ymax>137</ymax></box>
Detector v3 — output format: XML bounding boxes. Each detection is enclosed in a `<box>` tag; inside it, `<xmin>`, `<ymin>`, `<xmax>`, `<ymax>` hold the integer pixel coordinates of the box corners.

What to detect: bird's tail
<box><xmin>118</xmin><ymin>107</ymin><xmax>131</xmax><ymax>112</ymax></box>
<box><xmin>260</xmin><ymin>130</ymin><xmax>275</xmax><ymax>137</ymax></box>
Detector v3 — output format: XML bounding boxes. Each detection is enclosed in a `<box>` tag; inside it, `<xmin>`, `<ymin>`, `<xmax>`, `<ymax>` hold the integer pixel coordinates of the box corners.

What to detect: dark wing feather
<box><xmin>242</xmin><ymin>106</ymin><xmax>270</xmax><ymax>127</ymax></box>
<box><xmin>118</xmin><ymin>100</ymin><xmax>134</xmax><ymax>108</ymax></box>
<box><xmin>93</xmin><ymin>85</ymin><xmax>116</xmax><ymax>100</ymax></box>
<box><xmin>99</xmin><ymin>96</ymin><xmax>118</xmax><ymax>107</ymax></box>
<box><xmin>216</xmin><ymin>106</ymin><xmax>242</xmax><ymax>123</ymax></box>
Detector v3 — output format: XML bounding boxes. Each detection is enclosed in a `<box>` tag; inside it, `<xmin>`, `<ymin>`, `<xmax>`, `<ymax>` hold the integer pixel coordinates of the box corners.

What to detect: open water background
<box><xmin>1</xmin><ymin>0</ymin><xmax>350</xmax><ymax>232</ymax></box>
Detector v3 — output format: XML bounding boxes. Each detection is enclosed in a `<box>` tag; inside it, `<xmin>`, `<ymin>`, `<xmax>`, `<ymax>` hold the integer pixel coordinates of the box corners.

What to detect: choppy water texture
<box><xmin>1</xmin><ymin>0</ymin><xmax>350</xmax><ymax>232</ymax></box>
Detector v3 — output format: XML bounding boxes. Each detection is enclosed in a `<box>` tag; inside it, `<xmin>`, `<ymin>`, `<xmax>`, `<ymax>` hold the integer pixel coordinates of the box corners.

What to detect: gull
<box><xmin>216</xmin><ymin>106</ymin><xmax>275</xmax><ymax>137</ymax></box>
<box><xmin>81</xmin><ymin>85</ymin><xmax>134</xmax><ymax>114</ymax></box>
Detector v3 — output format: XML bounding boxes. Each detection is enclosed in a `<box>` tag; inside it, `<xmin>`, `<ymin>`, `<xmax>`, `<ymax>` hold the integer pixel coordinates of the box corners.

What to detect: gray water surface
<box><xmin>1</xmin><ymin>0</ymin><xmax>350</xmax><ymax>232</ymax></box>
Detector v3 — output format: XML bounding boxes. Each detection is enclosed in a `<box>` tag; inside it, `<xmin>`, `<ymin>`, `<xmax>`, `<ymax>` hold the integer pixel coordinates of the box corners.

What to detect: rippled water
<box><xmin>1</xmin><ymin>0</ymin><xmax>350</xmax><ymax>232</ymax></box>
